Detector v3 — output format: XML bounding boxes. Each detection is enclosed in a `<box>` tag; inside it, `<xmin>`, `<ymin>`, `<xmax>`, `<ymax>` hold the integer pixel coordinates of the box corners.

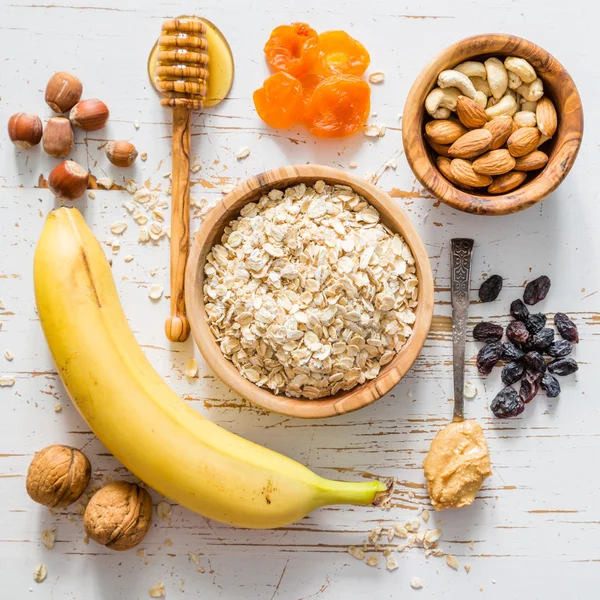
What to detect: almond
<box><xmin>448</xmin><ymin>129</ymin><xmax>492</xmax><ymax>159</ymax></box>
<box><xmin>536</xmin><ymin>97</ymin><xmax>557</xmax><ymax>137</ymax></box>
<box><xmin>450</xmin><ymin>159</ymin><xmax>493</xmax><ymax>188</ymax></box>
<box><xmin>488</xmin><ymin>170</ymin><xmax>527</xmax><ymax>194</ymax></box>
<box><xmin>436</xmin><ymin>156</ymin><xmax>460</xmax><ymax>184</ymax></box>
<box><xmin>425</xmin><ymin>120</ymin><xmax>468</xmax><ymax>145</ymax></box>
<box><xmin>507</xmin><ymin>127</ymin><xmax>541</xmax><ymax>157</ymax></box>
<box><xmin>456</xmin><ymin>95</ymin><xmax>487</xmax><ymax>129</ymax></box>
<box><xmin>514</xmin><ymin>150</ymin><xmax>549</xmax><ymax>171</ymax></box>
<box><xmin>472</xmin><ymin>149</ymin><xmax>516</xmax><ymax>175</ymax></box>
<box><xmin>427</xmin><ymin>139</ymin><xmax>452</xmax><ymax>157</ymax></box>
<box><xmin>483</xmin><ymin>116</ymin><xmax>513</xmax><ymax>150</ymax></box>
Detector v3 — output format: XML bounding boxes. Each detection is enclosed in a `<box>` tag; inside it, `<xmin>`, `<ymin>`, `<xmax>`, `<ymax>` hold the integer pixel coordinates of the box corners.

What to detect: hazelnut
<box><xmin>7</xmin><ymin>112</ymin><xmax>43</xmax><ymax>148</ymax></box>
<box><xmin>70</xmin><ymin>99</ymin><xmax>109</xmax><ymax>131</ymax></box>
<box><xmin>48</xmin><ymin>160</ymin><xmax>89</xmax><ymax>201</ymax></box>
<box><xmin>43</xmin><ymin>117</ymin><xmax>74</xmax><ymax>158</ymax></box>
<box><xmin>45</xmin><ymin>72</ymin><xmax>83</xmax><ymax>114</ymax></box>
<box><xmin>105</xmin><ymin>140</ymin><xmax>138</xmax><ymax>167</ymax></box>
<box><xmin>26</xmin><ymin>444</ymin><xmax>91</xmax><ymax>508</ymax></box>
<box><xmin>84</xmin><ymin>481</ymin><xmax>152</xmax><ymax>551</ymax></box>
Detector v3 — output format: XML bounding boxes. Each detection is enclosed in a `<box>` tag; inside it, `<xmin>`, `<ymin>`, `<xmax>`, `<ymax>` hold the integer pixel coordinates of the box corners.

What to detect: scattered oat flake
<box><xmin>124</xmin><ymin>255</ymin><xmax>134</xmax><ymax>263</ymax></box>
<box><xmin>191</xmin><ymin>163</ymin><xmax>202</xmax><ymax>173</ymax></box>
<box><xmin>348</xmin><ymin>161</ymin><xmax>357</xmax><ymax>169</ymax></box>
<box><xmin>221</xmin><ymin>184</ymin><xmax>235</xmax><ymax>194</ymax></box>
<box><xmin>469</xmin><ymin>541</ymin><xmax>475</xmax><ymax>550</ymax></box>
<box><xmin>134</xmin><ymin>120</ymin><xmax>140</xmax><ymax>130</ymax></box>
<box><xmin>4</xmin><ymin>350</ymin><xmax>13</xmax><ymax>361</ymax></box>
<box><xmin>410</xmin><ymin>577</ymin><xmax>423</xmax><ymax>590</ymax></box>
<box><xmin>348</xmin><ymin>546</ymin><xmax>365</xmax><ymax>560</ymax></box>
<box><xmin>156</xmin><ymin>500</ymin><xmax>172</xmax><ymax>520</ymax></box>
<box><xmin>137</xmin><ymin>549</ymin><xmax>145</xmax><ymax>557</ymax></box>
<box><xmin>189</xmin><ymin>552</ymin><xmax>201</xmax><ymax>565</ymax></box>
<box><xmin>185</xmin><ymin>359</ymin><xmax>198</xmax><ymax>378</ymax></box>
<box><xmin>386</xmin><ymin>553</ymin><xmax>399</xmax><ymax>570</ymax></box>
<box><xmin>179</xmin><ymin>579</ymin><xmax>185</xmax><ymax>591</ymax></box>
<box><xmin>0</xmin><ymin>376</ymin><xmax>15</xmax><ymax>387</ymax></box>
<box><xmin>464</xmin><ymin>564</ymin><xmax>471</xmax><ymax>573</ymax></box>
<box><xmin>163</xmin><ymin>172</ymin><xmax>171</xmax><ymax>179</ymax></box>
<box><xmin>464</xmin><ymin>380</ymin><xmax>478</xmax><ymax>399</ymax></box>
<box><xmin>83</xmin><ymin>535</ymin><xmax>89</xmax><ymax>544</ymax></box>
<box><xmin>368</xmin><ymin>71</ymin><xmax>385</xmax><ymax>84</ymax></box>
<box><xmin>365</xmin><ymin>555</ymin><xmax>379</xmax><ymax>567</ymax></box>
<box><xmin>422</xmin><ymin>510</ymin><xmax>430</xmax><ymax>523</ymax></box>
<box><xmin>0</xmin><ymin>300</ymin><xmax>4</xmax><ymax>309</ymax></box>
<box><xmin>446</xmin><ymin>554</ymin><xmax>459</xmax><ymax>570</ymax></box>
<box><xmin>96</xmin><ymin>176</ymin><xmax>114</xmax><ymax>190</ymax></box>
<box><xmin>385</xmin><ymin>158</ymin><xmax>397</xmax><ymax>170</ymax></box>
<box><xmin>148</xmin><ymin>285</ymin><xmax>163</xmax><ymax>301</ymax></box>
<box><xmin>54</xmin><ymin>403</ymin><xmax>62</xmax><ymax>413</ymax></box>
<box><xmin>386</xmin><ymin>527</ymin><xmax>395</xmax><ymax>542</ymax></box>
<box><xmin>41</xmin><ymin>528</ymin><xmax>56</xmax><ymax>549</ymax></box>
<box><xmin>424</xmin><ymin>528</ymin><xmax>442</xmax><ymax>544</ymax></box>
<box><xmin>33</xmin><ymin>564</ymin><xmax>47</xmax><ymax>583</ymax></box>
<box><xmin>236</xmin><ymin>146</ymin><xmax>251</xmax><ymax>160</ymax></box>
<box><xmin>363</xmin><ymin>124</ymin><xmax>381</xmax><ymax>137</ymax></box>
<box><xmin>149</xmin><ymin>581</ymin><xmax>165</xmax><ymax>597</ymax></box>
<box><xmin>88</xmin><ymin>191</ymin><xmax>96</xmax><ymax>199</ymax></box>
<box><xmin>140</xmin><ymin>153</ymin><xmax>148</xmax><ymax>161</ymax></box>
<box><xmin>110</xmin><ymin>221</ymin><xmax>127</xmax><ymax>235</ymax></box>
<box><xmin>165</xmin><ymin>538</ymin><xmax>173</xmax><ymax>547</ymax></box>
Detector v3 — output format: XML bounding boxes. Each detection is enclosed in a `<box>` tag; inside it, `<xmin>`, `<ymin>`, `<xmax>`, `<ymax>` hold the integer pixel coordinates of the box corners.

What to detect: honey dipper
<box><xmin>155</xmin><ymin>18</ymin><xmax>208</xmax><ymax>342</ymax></box>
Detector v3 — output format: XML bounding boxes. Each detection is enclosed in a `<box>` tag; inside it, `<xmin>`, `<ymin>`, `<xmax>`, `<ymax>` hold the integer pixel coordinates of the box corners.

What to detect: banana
<box><xmin>34</xmin><ymin>207</ymin><xmax>389</xmax><ymax>529</ymax></box>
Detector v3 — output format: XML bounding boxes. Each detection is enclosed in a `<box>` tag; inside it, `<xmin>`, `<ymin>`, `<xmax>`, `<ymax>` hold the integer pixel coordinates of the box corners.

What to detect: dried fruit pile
<box><xmin>473</xmin><ymin>275</ymin><xmax>579</xmax><ymax>418</ymax></box>
<box><xmin>253</xmin><ymin>23</ymin><xmax>372</xmax><ymax>137</ymax></box>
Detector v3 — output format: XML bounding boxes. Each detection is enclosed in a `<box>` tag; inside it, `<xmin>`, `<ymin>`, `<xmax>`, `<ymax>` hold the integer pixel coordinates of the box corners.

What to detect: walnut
<box><xmin>84</xmin><ymin>481</ymin><xmax>152</xmax><ymax>551</ymax></box>
<box><xmin>26</xmin><ymin>444</ymin><xmax>91</xmax><ymax>508</ymax></box>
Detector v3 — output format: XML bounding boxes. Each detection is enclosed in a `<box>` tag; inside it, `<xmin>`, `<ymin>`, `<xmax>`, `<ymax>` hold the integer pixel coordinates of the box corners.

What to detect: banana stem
<box><xmin>316</xmin><ymin>478</ymin><xmax>391</xmax><ymax>507</ymax></box>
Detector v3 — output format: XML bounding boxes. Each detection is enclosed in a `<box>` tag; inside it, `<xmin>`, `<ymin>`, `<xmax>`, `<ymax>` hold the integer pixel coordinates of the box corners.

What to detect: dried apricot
<box><xmin>253</xmin><ymin>72</ymin><xmax>303</xmax><ymax>129</ymax></box>
<box><xmin>299</xmin><ymin>73</ymin><xmax>325</xmax><ymax>123</ymax></box>
<box><xmin>304</xmin><ymin>75</ymin><xmax>370</xmax><ymax>138</ymax></box>
<box><xmin>264</xmin><ymin>23</ymin><xmax>319</xmax><ymax>78</ymax></box>
<box><xmin>314</xmin><ymin>31</ymin><xmax>370</xmax><ymax>76</ymax></box>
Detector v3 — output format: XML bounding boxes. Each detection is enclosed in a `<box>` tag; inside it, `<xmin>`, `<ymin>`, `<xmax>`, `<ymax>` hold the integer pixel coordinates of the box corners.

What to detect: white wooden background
<box><xmin>1</xmin><ymin>0</ymin><xmax>597</xmax><ymax>597</ymax></box>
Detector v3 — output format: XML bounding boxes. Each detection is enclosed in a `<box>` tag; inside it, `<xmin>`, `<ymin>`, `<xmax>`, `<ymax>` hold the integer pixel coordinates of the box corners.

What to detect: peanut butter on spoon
<box><xmin>423</xmin><ymin>239</ymin><xmax>491</xmax><ymax>510</ymax></box>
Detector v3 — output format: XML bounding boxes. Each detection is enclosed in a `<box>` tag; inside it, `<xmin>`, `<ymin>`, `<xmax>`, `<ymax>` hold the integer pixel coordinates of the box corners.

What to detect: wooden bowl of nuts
<box><xmin>402</xmin><ymin>34</ymin><xmax>583</xmax><ymax>215</ymax></box>
<box><xmin>185</xmin><ymin>165</ymin><xmax>434</xmax><ymax>419</ymax></box>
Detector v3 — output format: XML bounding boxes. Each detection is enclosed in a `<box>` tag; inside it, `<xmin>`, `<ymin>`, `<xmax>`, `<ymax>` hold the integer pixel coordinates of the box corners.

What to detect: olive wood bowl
<box><xmin>402</xmin><ymin>33</ymin><xmax>584</xmax><ymax>215</ymax></box>
<box><xmin>185</xmin><ymin>165</ymin><xmax>434</xmax><ymax>419</ymax></box>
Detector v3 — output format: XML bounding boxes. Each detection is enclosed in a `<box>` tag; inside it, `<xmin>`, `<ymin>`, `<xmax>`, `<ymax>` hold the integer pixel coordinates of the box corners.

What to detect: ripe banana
<box><xmin>34</xmin><ymin>207</ymin><xmax>389</xmax><ymax>529</ymax></box>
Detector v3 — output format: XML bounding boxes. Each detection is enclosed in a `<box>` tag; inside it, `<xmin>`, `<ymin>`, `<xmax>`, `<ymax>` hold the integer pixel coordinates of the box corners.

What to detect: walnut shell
<box><xmin>84</xmin><ymin>481</ymin><xmax>152</xmax><ymax>551</ymax></box>
<box><xmin>26</xmin><ymin>444</ymin><xmax>91</xmax><ymax>508</ymax></box>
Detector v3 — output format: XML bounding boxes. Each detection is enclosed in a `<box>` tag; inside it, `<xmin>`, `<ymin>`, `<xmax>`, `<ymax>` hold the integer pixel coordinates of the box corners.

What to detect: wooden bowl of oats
<box><xmin>185</xmin><ymin>165</ymin><xmax>434</xmax><ymax>418</ymax></box>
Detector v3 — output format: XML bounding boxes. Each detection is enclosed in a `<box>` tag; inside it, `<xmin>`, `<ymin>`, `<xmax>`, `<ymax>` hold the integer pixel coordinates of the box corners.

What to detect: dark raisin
<box><xmin>525</xmin><ymin>313</ymin><xmax>546</xmax><ymax>334</ymax></box>
<box><xmin>555</xmin><ymin>312</ymin><xmax>579</xmax><ymax>344</ymax></box>
<box><xmin>546</xmin><ymin>340</ymin><xmax>573</xmax><ymax>358</ymax></box>
<box><xmin>502</xmin><ymin>341</ymin><xmax>525</xmax><ymax>361</ymax></box>
<box><xmin>548</xmin><ymin>358</ymin><xmax>579</xmax><ymax>376</ymax></box>
<box><xmin>541</xmin><ymin>374</ymin><xmax>561</xmax><ymax>398</ymax></box>
<box><xmin>473</xmin><ymin>322</ymin><xmax>504</xmax><ymax>342</ymax></box>
<box><xmin>530</xmin><ymin>328</ymin><xmax>554</xmax><ymax>350</ymax></box>
<box><xmin>519</xmin><ymin>369</ymin><xmax>543</xmax><ymax>403</ymax></box>
<box><xmin>476</xmin><ymin>341</ymin><xmax>503</xmax><ymax>375</ymax></box>
<box><xmin>501</xmin><ymin>361</ymin><xmax>526</xmax><ymax>385</ymax></box>
<box><xmin>506</xmin><ymin>320</ymin><xmax>529</xmax><ymax>345</ymax></box>
<box><xmin>523</xmin><ymin>351</ymin><xmax>547</xmax><ymax>373</ymax></box>
<box><xmin>479</xmin><ymin>275</ymin><xmax>503</xmax><ymax>302</ymax></box>
<box><xmin>510</xmin><ymin>299</ymin><xmax>530</xmax><ymax>322</ymax></box>
<box><xmin>491</xmin><ymin>387</ymin><xmax>525</xmax><ymax>418</ymax></box>
<box><xmin>523</xmin><ymin>275</ymin><xmax>551</xmax><ymax>305</ymax></box>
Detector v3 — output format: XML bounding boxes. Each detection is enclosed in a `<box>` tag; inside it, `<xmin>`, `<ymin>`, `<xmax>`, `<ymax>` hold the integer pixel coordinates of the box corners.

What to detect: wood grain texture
<box><xmin>165</xmin><ymin>105</ymin><xmax>192</xmax><ymax>342</ymax></box>
<box><xmin>402</xmin><ymin>34</ymin><xmax>584</xmax><ymax>215</ymax></box>
<box><xmin>185</xmin><ymin>165</ymin><xmax>434</xmax><ymax>418</ymax></box>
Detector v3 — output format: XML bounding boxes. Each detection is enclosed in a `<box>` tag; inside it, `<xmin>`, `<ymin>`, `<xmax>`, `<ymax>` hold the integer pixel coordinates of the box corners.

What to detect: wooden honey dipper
<box><xmin>155</xmin><ymin>18</ymin><xmax>208</xmax><ymax>342</ymax></box>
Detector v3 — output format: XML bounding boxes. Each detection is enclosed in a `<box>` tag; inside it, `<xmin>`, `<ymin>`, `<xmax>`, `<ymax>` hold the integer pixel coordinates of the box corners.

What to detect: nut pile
<box><xmin>203</xmin><ymin>181</ymin><xmax>419</xmax><ymax>399</ymax></box>
<box><xmin>424</xmin><ymin>57</ymin><xmax>557</xmax><ymax>194</ymax></box>
<box><xmin>473</xmin><ymin>275</ymin><xmax>579</xmax><ymax>417</ymax></box>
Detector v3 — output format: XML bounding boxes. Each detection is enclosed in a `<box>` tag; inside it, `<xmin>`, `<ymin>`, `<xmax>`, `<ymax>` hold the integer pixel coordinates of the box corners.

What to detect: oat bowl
<box><xmin>185</xmin><ymin>165</ymin><xmax>434</xmax><ymax>418</ymax></box>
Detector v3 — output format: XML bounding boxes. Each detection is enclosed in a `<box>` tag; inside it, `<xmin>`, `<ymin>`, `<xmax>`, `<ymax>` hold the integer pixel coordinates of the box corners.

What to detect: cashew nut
<box><xmin>537</xmin><ymin>133</ymin><xmax>552</xmax><ymax>147</ymax></box>
<box><xmin>504</xmin><ymin>57</ymin><xmax>537</xmax><ymax>84</ymax></box>
<box><xmin>484</xmin><ymin>57</ymin><xmax>508</xmax><ymax>99</ymax></box>
<box><xmin>425</xmin><ymin>87</ymin><xmax>461</xmax><ymax>118</ymax></box>
<box><xmin>517</xmin><ymin>78</ymin><xmax>544</xmax><ymax>102</ymax></box>
<box><xmin>471</xmin><ymin>77</ymin><xmax>491</xmax><ymax>97</ymax></box>
<box><xmin>485</xmin><ymin>94</ymin><xmax>518</xmax><ymax>119</ymax></box>
<box><xmin>454</xmin><ymin>61</ymin><xmax>487</xmax><ymax>80</ymax></box>
<box><xmin>520</xmin><ymin>100</ymin><xmax>538</xmax><ymax>112</ymax></box>
<box><xmin>474</xmin><ymin>91</ymin><xmax>488</xmax><ymax>109</ymax></box>
<box><xmin>508</xmin><ymin>71</ymin><xmax>522</xmax><ymax>90</ymax></box>
<box><xmin>513</xmin><ymin>110</ymin><xmax>537</xmax><ymax>128</ymax></box>
<box><xmin>437</xmin><ymin>70</ymin><xmax>477</xmax><ymax>100</ymax></box>
<box><xmin>487</xmin><ymin>88</ymin><xmax>516</xmax><ymax>108</ymax></box>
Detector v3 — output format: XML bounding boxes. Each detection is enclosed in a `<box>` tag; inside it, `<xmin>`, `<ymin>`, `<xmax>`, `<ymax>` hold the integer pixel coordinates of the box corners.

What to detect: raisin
<box><xmin>523</xmin><ymin>275</ymin><xmax>551</xmax><ymax>305</ymax></box>
<box><xmin>479</xmin><ymin>275</ymin><xmax>503</xmax><ymax>303</ymax></box>
<box><xmin>491</xmin><ymin>387</ymin><xmax>525</xmax><ymax>418</ymax></box>
<box><xmin>530</xmin><ymin>328</ymin><xmax>554</xmax><ymax>350</ymax></box>
<box><xmin>506</xmin><ymin>320</ymin><xmax>529</xmax><ymax>345</ymax></box>
<box><xmin>555</xmin><ymin>312</ymin><xmax>579</xmax><ymax>344</ymax></box>
<box><xmin>476</xmin><ymin>341</ymin><xmax>503</xmax><ymax>375</ymax></box>
<box><xmin>541</xmin><ymin>374</ymin><xmax>561</xmax><ymax>398</ymax></box>
<box><xmin>523</xmin><ymin>351</ymin><xmax>547</xmax><ymax>373</ymax></box>
<box><xmin>519</xmin><ymin>369</ymin><xmax>543</xmax><ymax>403</ymax></box>
<box><xmin>502</xmin><ymin>341</ymin><xmax>525</xmax><ymax>362</ymax></box>
<box><xmin>473</xmin><ymin>322</ymin><xmax>503</xmax><ymax>342</ymax></box>
<box><xmin>510</xmin><ymin>299</ymin><xmax>529</xmax><ymax>322</ymax></box>
<box><xmin>525</xmin><ymin>313</ymin><xmax>546</xmax><ymax>334</ymax></box>
<box><xmin>546</xmin><ymin>340</ymin><xmax>573</xmax><ymax>358</ymax></box>
<box><xmin>501</xmin><ymin>361</ymin><xmax>525</xmax><ymax>386</ymax></box>
<box><xmin>548</xmin><ymin>358</ymin><xmax>578</xmax><ymax>376</ymax></box>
